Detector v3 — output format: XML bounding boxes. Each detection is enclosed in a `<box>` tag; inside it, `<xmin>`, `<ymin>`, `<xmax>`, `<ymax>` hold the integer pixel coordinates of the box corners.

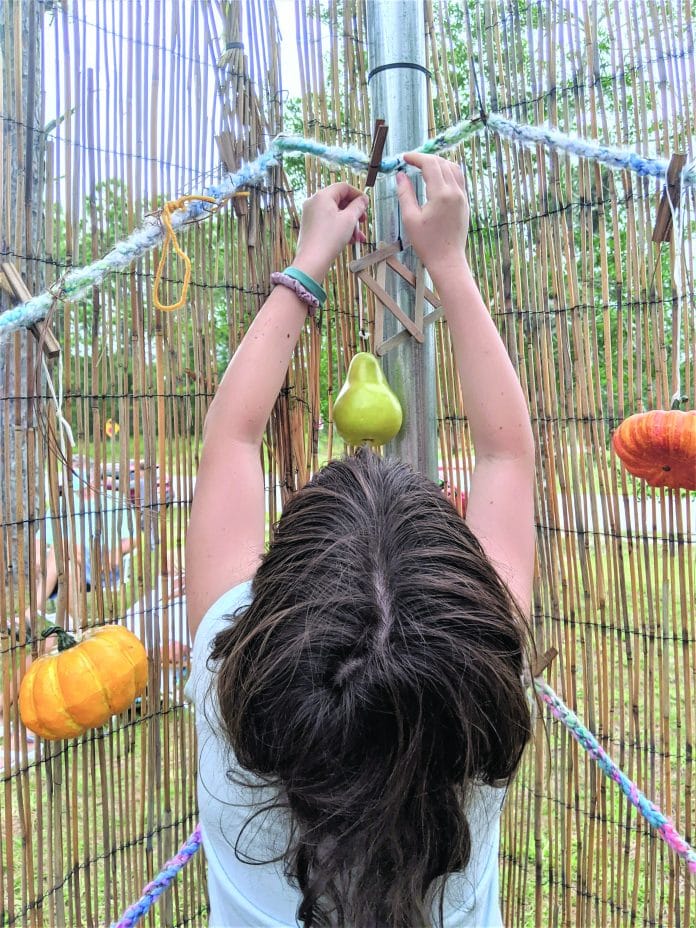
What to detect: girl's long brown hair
<box><xmin>210</xmin><ymin>446</ymin><xmax>534</xmax><ymax>927</ymax></box>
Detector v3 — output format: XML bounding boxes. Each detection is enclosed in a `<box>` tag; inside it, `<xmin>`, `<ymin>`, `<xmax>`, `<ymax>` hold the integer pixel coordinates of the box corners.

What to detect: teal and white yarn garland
<box><xmin>0</xmin><ymin>148</ymin><xmax>281</xmax><ymax>340</ymax></box>
<box><xmin>1</xmin><ymin>110</ymin><xmax>693</xmax><ymax>343</ymax></box>
<box><xmin>484</xmin><ymin>113</ymin><xmax>673</xmax><ymax>177</ymax></box>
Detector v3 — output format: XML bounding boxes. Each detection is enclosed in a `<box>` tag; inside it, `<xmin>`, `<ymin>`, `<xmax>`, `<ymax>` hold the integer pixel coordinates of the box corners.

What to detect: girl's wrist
<box><xmin>293</xmin><ymin>251</ymin><xmax>331</xmax><ymax>284</ymax></box>
<box><xmin>427</xmin><ymin>250</ymin><xmax>471</xmax><ymax>284</ymax></box>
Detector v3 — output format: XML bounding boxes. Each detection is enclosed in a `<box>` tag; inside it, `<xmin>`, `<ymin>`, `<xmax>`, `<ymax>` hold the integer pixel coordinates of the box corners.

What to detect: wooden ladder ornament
<box><xmin>354</xmin><ymin>120</ymin><xmax>443</xmax><ymax>355</ymax></box>
<box><xmin>532</xmin><ymin>646</ymin><xmax>558</xmax><ymax>679</ymax></box>
<box><xmin>349</xmin><ymin>241</ymin><xmax>443</xmax><ymax>356</ymax></box>
<box><xmin>0</xmin><ymin>261</ymin><xmax>61</xmax><ymax>358</ymax></box>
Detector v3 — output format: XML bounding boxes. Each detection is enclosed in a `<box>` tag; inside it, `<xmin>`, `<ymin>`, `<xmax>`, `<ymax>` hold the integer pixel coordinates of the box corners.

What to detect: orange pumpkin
<box><xmin>19</xmin><ymin>625</ymin><xmax>148</xmax><ymax>740</ymax></box>
<box><xmin>612</xmin><ymin>408</ymin><xmax>696</xmax><ymax>491</ymax></box>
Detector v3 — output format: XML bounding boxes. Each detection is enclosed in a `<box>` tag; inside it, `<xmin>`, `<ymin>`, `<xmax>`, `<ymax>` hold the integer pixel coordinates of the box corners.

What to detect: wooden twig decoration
<box><xmin>532</xmin><ymin>646</ymin><xmax>559</xmax><ymax>678</ymax></box>
<box><xmin>0</xmin><ymin>261</ymin><xmax>61</xmax><ymax>358</ymax></box>
<box><xmin>652</xmin><ymin>153</ymin><xmax>686</xmax><ymax>243</ymax></box>
<box><xmin>349</xmin><ymin>241</ymin><xmax>443</xmax><ymax>356</ymax></box>
<box><xmin>365</xmin><ymin>119</ymin><xmax>389</xmax><ymax>188</ymax></box>
<box><xmin>216</xmin><ymin>132</ymin><xmax>250</xmax><ymax>217</ymax></box>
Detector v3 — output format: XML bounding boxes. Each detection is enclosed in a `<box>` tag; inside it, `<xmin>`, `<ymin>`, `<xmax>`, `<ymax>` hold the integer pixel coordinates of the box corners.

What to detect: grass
<box><xmin>6</xmin><ymin>706</ymin><xmax>200</xmax><ymax>927</ymax></box>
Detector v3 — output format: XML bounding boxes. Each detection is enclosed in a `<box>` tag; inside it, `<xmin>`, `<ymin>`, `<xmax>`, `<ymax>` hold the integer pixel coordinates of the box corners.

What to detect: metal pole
<box><xmin>366</xmin><ymin>0</ymin><xmax>437</xmax><ymax>479</ymax></box>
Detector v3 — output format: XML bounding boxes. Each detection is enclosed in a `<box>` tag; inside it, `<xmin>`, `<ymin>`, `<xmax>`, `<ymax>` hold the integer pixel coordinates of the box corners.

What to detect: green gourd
<box><xmin>333</xmin><ymin>352</ymin><xmax>403</xmax><ymax>446</ymax></box>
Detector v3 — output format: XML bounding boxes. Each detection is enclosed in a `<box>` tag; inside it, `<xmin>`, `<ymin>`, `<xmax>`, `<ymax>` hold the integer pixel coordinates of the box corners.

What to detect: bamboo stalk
<box><xmin>1</xmin><ymin>3</ymin><xmax>695</xmax><ymax>926</ymax></box>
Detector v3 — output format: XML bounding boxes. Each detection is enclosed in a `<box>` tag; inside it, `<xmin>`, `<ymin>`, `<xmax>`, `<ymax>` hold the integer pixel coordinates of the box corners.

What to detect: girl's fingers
<box><xmin>394</xmin><ymin>170</ymin><xmax>420</xmax><ymax>223</ymax></box>
<box><xmin>447</xmin><ymin>160</ymin><xmax>466</xmax><ymax>192</ymax></box>
<box><xmin>328</xmin><ymin>182</ymin><xmax>365</xmax><ymax>206</ymax></box>
<box><xmin>348</xmin><ymin>220</ymin><xmax>366</xmax><ymax>244</ymax></box>
<box><xmin>438</xmin><ymin>159</ymin><xmax>463</xmax><ymax>193</ymax></box>
<box><xmin>403</xmin><ymin>151</ymin><xmax>466</xmax><ymax>197</ymax></box>
<box><xmin>402</xmin><ymin>150</ymin><xmax>446</xmax><ymax>191</ymax></box>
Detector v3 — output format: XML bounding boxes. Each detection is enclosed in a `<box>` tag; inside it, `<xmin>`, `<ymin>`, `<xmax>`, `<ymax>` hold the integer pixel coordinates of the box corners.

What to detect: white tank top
<box><xmin>185</xmin><ymin>581</ymin><xmax>506</xmax><ymax>927</ymax></box>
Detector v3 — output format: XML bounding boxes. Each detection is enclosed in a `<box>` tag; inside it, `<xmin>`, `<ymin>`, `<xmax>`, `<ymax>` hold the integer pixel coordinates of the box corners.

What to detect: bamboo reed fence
<box><xmin>0</xmin><ymin>1</ymin><xmax>694</xmax><ymax>926</ymax></box>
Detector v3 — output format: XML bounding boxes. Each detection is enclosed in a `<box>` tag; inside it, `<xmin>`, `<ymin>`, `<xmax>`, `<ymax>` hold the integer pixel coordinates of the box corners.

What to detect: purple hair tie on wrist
<box><xmin>270</xmin><ymin>272</ymin><xmax>319</xmax><ymax>316</ymax></box>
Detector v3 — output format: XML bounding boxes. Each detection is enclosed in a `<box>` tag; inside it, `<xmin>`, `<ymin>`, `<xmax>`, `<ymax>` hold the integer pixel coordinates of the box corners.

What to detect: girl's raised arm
<box><xmin>397</xmin><ymin>153</ymin><xmax>536</xmax><ymax>617</ymax></box>
<box><xmin>186</xmin><ymin>185</ymin><xmax>368</xmax><ymax>639</ymax></box>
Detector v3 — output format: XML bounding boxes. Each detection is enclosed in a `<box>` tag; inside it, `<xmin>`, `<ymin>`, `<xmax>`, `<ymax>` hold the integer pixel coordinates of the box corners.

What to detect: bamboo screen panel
<box><xmin>1</xmin><ymin>1</ymin><xmax>694</xmax><ymax>927</ymax></box>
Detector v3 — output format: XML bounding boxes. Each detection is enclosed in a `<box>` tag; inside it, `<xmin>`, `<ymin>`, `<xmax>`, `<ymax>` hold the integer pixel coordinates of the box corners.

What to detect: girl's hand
<box><xmin>294</xmin><ymin>182</ymin><xmax>369</xmax><ymax>283</ymax></box>
<box><xmin>395</xmin><ymin>152</ymin><xmax>469</xmax><ymax>272</ymax></box>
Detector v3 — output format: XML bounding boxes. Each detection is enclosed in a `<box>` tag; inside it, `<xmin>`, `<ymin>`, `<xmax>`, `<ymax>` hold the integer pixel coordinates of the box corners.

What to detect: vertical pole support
<box><xmin>366</xmin><ymin>0</ymin><xmax>437</xmax><ymax>478</ymax></box>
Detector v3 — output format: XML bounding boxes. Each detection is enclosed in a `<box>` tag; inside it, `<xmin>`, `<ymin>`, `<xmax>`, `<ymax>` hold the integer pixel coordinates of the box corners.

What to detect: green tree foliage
<box><xmin>439</xmin><ymin>1</ymin><xmax>679</xmax><ymax>415</ymax></box>
<box><xmin>49</xmin><ymin>3</ymin><xmax>682</xmax><ymax>440</ymax></box>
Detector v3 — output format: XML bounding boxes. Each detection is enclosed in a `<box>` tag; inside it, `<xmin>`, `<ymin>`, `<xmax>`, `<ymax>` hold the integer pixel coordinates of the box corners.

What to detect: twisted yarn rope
<box><xmin>110</xmin><ymin>824</ymin><xmax>202</xmax><ymax>928</ymax></box>
<box><xmin>484</xmin><ymin>114</ymin><xmax>671</xmax><ymax>177</ymax></box>
<box><xmin>111</xmin><ymin>680</ymin><xmax>696</xmax><ymax>928</ymax></box>
<box><xmin>0</xmin><ymin>147</ymin><xmax>280</xmax><ymax>339</ymax></box>
<box><xmin>153</xmin><ymin>191</ymin><xmax>250</xmax><ymax>311</ymax></box>
<box><xmin>153</xmin><ymin>194</ymin><xmax>220</xmax><ymax>311</ymax></box>
<box><xmin>534</xmin><ymin>678</ymin><xmax>696</xmax><ymax>874</ymax></box>
<box><xmin>2</xmin><ymin>111</ymin><xmax>694</xmax><ymax>342</ymax></box>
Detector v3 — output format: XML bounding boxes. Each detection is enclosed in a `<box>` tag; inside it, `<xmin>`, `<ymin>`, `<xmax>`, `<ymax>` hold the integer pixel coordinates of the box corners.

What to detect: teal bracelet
<box><xmin>283</xmin><ymin>266</ymin><xmax>327</xmax><ymax>305</ymax></box>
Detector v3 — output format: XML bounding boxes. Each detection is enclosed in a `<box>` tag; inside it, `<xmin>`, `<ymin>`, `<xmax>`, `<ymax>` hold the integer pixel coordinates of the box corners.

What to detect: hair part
<box><xmin>211</xmin><ymin>446</ymin><xmax>534</xmax><ymax>927</ymax></box>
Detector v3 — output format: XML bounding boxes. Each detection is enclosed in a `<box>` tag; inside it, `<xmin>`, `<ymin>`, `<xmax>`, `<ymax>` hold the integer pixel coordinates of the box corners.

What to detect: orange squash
<box><xmin>612</xmin><ymin>408</ymin><xmax>696</xmax><ymax>491</ymax></box>
<box><xmin>19</xmin><ymin>625</ymin><xmax>148</xmax><ymax>740</ymax></box>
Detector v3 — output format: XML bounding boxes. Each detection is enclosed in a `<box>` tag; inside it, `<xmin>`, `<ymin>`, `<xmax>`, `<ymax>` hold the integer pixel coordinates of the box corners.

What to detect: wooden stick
<box><xmin>373</xmin><ymin>251</ymin><xmax>387</xmax><ymax>351</ymax></box>
<box><xmin>216</xmin><ymin>131</ymin><xmax>250</xmax><ymax>216</ymax></box>
<box><xmin>357</xmin><ymin>269</ymin><xmax>424</xmax><ymax>342</ymax></box>
<box><xmin>365</xmin><ymin>119</ymin><xmax>388</xmax><ymax>188</ymax></box>
<box><xmin>377</xmin><ymin>306</ymin><xmax>443</xmax><ymax>356</ymax></box>
<box><xmin>0</xmin><ymin>262</ymin><xmax>61</xmax><ymax>358</ymax></box>
<box><xmin>385</xmin><ymin>254</ymin><xmax>442</xmax><ymax>307</ymax></box>
<box><xmin>348</xmin><ymin>239</ymin><xmax>402</xmax><ymax>273</ymax></box>
<box><xmin>532</xmin><ymin>646</ymin><xmax>559</xmax><ymax>678</ymax></box>
<box><xmin>652</xmin><ymin>153</ymin><xmax>687</xmax><ymax>243</ymax></box>
<box><xmin>414</xmin><ymin>259</ymin><xmax>425</xmax><ymax>334</ymax></box>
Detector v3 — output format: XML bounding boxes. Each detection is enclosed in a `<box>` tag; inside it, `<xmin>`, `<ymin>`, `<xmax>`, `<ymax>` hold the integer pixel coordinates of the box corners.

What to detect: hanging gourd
<box><xmin>19</xmin><ymin>625</ymin><xmax>148</xmax><ymax>740</ymax></box>
<box><xmin>333</xmin><ymin>352</ymin><xmax>403</xmax><ymax>446</ymax></box>
<box><xmin>612</xmin><ymin>398</ymin><xmax>696</xmax><ymax>491</ymax></box>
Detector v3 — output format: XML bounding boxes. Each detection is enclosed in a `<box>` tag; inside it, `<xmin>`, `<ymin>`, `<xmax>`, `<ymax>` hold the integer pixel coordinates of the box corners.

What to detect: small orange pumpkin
<box><xmin>19</xmin><ymin>625</ymin><xmax>148</xmax><ymax>740</ymax></box>
<box><xmin>612</xmin><ymin>406</ymin><xmax>696</xmax><ymax>491</ymax></box>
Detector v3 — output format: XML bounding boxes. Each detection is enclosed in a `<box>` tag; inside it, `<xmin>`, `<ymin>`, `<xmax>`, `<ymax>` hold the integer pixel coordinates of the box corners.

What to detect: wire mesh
<box><xmin>0</xmin><ymin>1</ymin><xmax>694</xmax><ymax>926</ymax></box>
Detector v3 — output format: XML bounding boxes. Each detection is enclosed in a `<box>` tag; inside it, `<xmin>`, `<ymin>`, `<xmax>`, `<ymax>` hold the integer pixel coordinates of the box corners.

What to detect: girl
<box><xmin>184</xmin><ymin>152</ymin><xmax>536</xmax><ymax>928</ymax></box>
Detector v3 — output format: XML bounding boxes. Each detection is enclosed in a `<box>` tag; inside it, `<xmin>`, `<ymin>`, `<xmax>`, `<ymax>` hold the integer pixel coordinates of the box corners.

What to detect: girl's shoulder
<box><xmin>184</xmin><ymin>578</ymin><xmax>254</xmax><ymax>707</ymax></box>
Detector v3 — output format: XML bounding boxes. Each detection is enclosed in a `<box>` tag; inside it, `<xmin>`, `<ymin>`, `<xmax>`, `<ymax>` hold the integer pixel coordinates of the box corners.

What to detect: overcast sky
<box><xmin>276</xmin><ymin>0</ymin><xmax>303</xmax><ymax>96</ymax></box>
<box><xmin>41</xmin><ymin>1</ymin><xmax>314</xmax><ymax>205</ymax></box>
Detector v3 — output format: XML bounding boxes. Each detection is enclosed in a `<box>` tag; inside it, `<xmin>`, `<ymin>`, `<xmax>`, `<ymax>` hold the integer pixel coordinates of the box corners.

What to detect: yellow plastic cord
<box><xmin>153</xmin><ymin>193</ymin><xmax>248</xmax><ymax>312</ymax></box>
